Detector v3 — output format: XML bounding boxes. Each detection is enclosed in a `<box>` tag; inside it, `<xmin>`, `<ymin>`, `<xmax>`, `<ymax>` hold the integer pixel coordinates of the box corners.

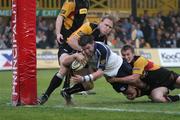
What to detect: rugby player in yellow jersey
<box><xmin>58</xmin><ymin>15</ymin><xmax>115</xmax><ymax>104</ymax></box>
<box><xmin>38</xmin><ymin>0</ymin><xmax>89</xmax><ymax>105</ymax></box>
<box><xmin>67</xmin><ymin>15</ymin><xmax>115</xmax><ymax>51</ymax></box>
<box><xmin>108</xmin><ymin>45</ymin><xmax>180</xmax><ymax>103</ymax></box>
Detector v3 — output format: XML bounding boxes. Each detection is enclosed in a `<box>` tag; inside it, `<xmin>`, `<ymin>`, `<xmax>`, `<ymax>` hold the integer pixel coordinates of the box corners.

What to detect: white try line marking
<box><xmin>7</xmin><ymin>102</ymin><xmax>180</xmax><ymax>115</ymax></box>
<box><xmin>34</xmin><ymin>105</ymin><xmax>180</xmax><ymax>115</ymax></box>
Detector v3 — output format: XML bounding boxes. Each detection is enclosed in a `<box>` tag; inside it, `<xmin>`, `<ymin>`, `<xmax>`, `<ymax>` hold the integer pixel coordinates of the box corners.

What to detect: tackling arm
<box><xmin>113</xmin><ymin>74</ymin><xmax>140</xmax><ymax>83</ymax></box>
<box><xmin>108</xmin><ymin>74</ymin><xmax>146</xmax><ymax>88</ymax></box>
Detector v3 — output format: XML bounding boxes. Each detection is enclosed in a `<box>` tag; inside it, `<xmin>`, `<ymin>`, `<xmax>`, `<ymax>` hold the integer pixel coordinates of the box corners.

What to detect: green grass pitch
<box><xmin>0</xmin><ymin>68</ymin><xmax>180</xmax><ymax>120</ymax></box>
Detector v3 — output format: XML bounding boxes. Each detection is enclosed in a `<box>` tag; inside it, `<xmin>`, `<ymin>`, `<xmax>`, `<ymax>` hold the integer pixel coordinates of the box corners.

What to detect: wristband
<box><xmin>82</xmin><ymin>74</ymin><xmax>94</xmax><ymax>82</ymax></box>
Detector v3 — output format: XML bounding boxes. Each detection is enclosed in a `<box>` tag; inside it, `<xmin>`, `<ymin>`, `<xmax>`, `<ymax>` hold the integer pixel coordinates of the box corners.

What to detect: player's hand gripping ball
<box><xmin>71</xmin><ymin>53</ymin><xmax>87</xmax><ymax>71</ymax></box>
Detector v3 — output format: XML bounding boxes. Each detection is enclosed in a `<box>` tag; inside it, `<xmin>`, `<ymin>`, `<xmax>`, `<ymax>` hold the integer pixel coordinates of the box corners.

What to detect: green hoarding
<box><xmin>0</xmin><ymin>9</ymin><xmax>60</xmax><ymax>17</ymax></box>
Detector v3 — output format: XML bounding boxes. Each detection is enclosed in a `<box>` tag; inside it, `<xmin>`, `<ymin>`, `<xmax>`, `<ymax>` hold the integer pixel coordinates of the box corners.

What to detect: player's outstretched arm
<box><xmin>71</xmin><ymin>69</ymin><xmax>104</xmax><ymax>84</ymax></box>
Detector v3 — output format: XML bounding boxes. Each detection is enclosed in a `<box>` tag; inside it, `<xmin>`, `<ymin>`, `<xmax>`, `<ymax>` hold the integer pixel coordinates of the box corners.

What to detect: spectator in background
<box><xmin>131</xmin><ymin>25</ymin><xmax>137</xmax><ymax>47</ymax></box>
<box><xmin>1</xmin><ymin>9</ymin><xmax>180</xmax><ymax>49</ymax></box>
<box><xmin>0</xmin><ymin>17</ymin><xmax>5</xmax><ymax>35</ymax></box>
<box><xmin>131</xmin><ymin>24</ymin><xmax>144</xmax><ymax>48</ymax></box>
<box><xmin>161</xmin><ymin>31</ymin><xmax>174</xmax><ymax>48</ymax></box>
<box><xmin>0</xmin><ymin>34</ymin><xmax>7</xmax><ymax>49</ymax></box>
<box><xmin>115</xmin><ymin>26</ymin><xmax>130</xmax><ymax>46</ymax></box>
<box><xmin>36</xmin><ymin>30</ymin><xmax>48</xmax><ymax>49</ymax></box>
<box><xmin>154</xmin><ymin>11</ymin><xmax>164</xmax><ymax>27</ymax></box>
<box><xmin>156</xmin><ymin>34</ymin><xmax>165</xmax><ymax>48</ymax></box>
<box><xmin>46</xmin><ymin>23</ymin><xmax>56</xmax><ymax>48</ymax></box>
<box><xmin>136</xmin><ymin>24</ymin><xmax>144</xmax><ymax>40</ymax></box>
<box><xmin>38</xmin><ymin>19</ymin><xmax>48</xmax><ymax>32</ymax></box>
<box><xmin>142</xmin><ymin>10</ymin><xmax>150</xmax><ymax>22</ymax></box>
<box><xmin>122</xmin><ymin>18</ymin><xmax>132</xmax><ymax>40</ymax></box>
<box><xmin>2</xmin><ymin>34</ymin><xmax>11</xmax><ymax>48</ymax></box>
<box><xmin>139</xmin><ymin>38</ymin><xmax>151</xmax><ymax>48</ymax></box>
<box><xmin>170</xmin><ymin>33</ymin><xmax>177</xmax><ymax>48</ymax></box>
<box><xmin>4</xmin><ymin>19</ymin><xmax>11</xmax><ymax>37</ymax></box>
<box><xmin>36</xmin><ymin>30</ymin><xmax>42</xmax><ymax>44</ymax></box>
<box><xmin>145</xmin><ymin>19</ymin><xmax>158</xmax><ymax>48</ymax></box>
<box><xmin>176</xmin><ymin>26</ymin><xmax>180</xmax><ymax>47</ymax></box>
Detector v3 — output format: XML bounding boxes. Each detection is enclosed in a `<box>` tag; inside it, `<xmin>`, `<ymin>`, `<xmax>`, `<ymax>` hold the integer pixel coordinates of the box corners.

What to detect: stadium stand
<box><xmin>0</xmin><ymin>0</ymin><xmax>180</xmax><ymax>49</ymax></box>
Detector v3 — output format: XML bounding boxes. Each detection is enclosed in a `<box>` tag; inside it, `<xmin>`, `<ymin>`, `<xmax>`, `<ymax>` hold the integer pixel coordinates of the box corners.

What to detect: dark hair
<box><xmin>121</xmin><ymin>44</ymin><xmax>135</xmax><ymax>53</ymax></box>
<box><xmin>78</xmin><ymin>35</ymin><xmax>94</xmax><ymax>47</ymax></box>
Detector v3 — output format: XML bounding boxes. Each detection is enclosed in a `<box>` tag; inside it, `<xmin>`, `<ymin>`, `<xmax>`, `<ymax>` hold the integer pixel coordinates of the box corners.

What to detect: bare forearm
<box><xmin>91</xmin><ymin>69</ymin><xmax>104</xmax><ymax>81</ymax></box>
<box><xmin>114</xmin><ymin>75</ymin><xmax>147</xmax><ymax>88</ymax></box>
<box><xmin>114</xmin><ymin>75</ymin><xmax>138</xmax><ymax>84</ymax></box>
<box><xmin>56</xmin><ymin>15</ymin><xmax>63</xmax><ymax>35</ymax></box>
<box><xmin>63</xmin><ymin>54</ymin><xmax>77</xmax><ymax>66</ymax></box>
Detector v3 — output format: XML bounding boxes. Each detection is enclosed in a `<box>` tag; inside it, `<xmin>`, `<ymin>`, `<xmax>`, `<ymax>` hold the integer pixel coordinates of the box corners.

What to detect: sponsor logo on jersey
<box><xmin>79</xmin><ymin>8</ymin><xmax>87</xmax><ymax>14</ymax></box>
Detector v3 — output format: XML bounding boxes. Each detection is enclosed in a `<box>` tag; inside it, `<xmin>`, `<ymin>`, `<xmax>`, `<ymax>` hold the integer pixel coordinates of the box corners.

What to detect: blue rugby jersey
<box><xmin>88</xmin><ymin>42</ymin><xmax>123</xmax><ymax>77</ymax></box>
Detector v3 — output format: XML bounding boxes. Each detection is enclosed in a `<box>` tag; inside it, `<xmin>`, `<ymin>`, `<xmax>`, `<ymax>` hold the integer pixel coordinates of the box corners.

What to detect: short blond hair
<box><xmin>101</xmin><ymin>14</ymin><xmax>116</xmax><ymax>27</ymax></box>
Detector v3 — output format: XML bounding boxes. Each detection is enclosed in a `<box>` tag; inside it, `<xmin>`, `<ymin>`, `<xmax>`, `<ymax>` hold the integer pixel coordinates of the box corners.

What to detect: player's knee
<box><xmin>59</xmin><ymin>54</ymin><xmax>71</xmax><ymax>67</ymax></box>
<box><xmin>150</xmin><ymin>93</ymin><xmax>167</xmax><ymax>103</ymax></box>
<box><xmin>150</xmin><ymin>87</ymin><xmax>169</xmax><ymax>103</ymax></box>
<box><xmin>82</xmin><ymin>82</ymin><xmax>94</xmax><ymax>91</ymax></box>
<box><xmin>175</xmin><ymin>76</ymin><xmax>180</xmax><ymax>87</ymax></box>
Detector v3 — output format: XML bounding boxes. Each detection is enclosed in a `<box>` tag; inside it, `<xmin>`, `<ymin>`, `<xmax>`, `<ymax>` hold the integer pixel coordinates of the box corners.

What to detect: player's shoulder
<box><xmin>62</xmin><ymin>1</ymin><xmax>75</xmax><ymax>8</ymax></box>
<box><xmin>134</xmin><ymin>55</ymin><xmax>147</xmax><ymax>65</ymax></box>
<box><xmin>134</xmin><ymin>55</ymin><xmax>146</xmax><ymax>61</ymax></box>
<box><xmin>95</xmin><ymin>42</ymin><xmax>110</xmax><ymax>54</ymax></box>
<box><xmin>82</xmin><ymin>22</ymin><xmax>91</xmax><ymax>27</ymax></box>
<box><xmin>96</xmin><ymin>42</ymin><xmax>107</xmax><ymax>49</ymax></box>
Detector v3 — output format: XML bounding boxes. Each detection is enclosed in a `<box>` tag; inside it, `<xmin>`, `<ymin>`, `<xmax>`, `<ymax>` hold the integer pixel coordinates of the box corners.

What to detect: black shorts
<box><xmin>110</xmin><ymin>59</ymin><xmax>132</xmax><ymax>93</ymax></box>
<box><xmin>58</xmin><ymin>43</ymin><xmax>76</xmax><ymax>58</ymax></box>
<box><xmin>141</xmin><ymin>67</ymin><xmax>179</xmax><ymax>90</ymax></box>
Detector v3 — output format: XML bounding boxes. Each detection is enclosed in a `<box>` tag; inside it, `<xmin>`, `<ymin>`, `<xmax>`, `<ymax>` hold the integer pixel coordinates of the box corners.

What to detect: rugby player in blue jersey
<box><xmin>60</xmin><ymin>35</ymin><xmax>146</xmax><ymax>104</ymax></box>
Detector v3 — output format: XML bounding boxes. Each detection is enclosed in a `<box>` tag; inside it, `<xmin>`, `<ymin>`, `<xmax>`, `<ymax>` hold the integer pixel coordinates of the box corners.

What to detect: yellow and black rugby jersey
<box><xmin>59</xmin><ymin>0</ymin><xmax>89</xmax><ymax>32</ymax></box>
<box><xmin>68</xmin><ymin>22</ymin><xmax>107</xmax><ymax>44</ymax></box>
<box><xmin>130</xmin><ymin>56</ymin><xmax>160</xmax><ymax>75</ymax></box>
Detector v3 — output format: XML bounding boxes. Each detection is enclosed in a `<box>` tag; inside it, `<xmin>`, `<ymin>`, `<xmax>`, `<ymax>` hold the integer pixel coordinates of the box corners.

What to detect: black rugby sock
<box><xmin>45</xmin><ymin>73</ymin><xmax>63</xmax><ymax>97</ymax></box>
<box><xmin>63</xmin><ymin>72</ymin><xmax>71</xmax><ymax>88</ymax></box>
<box><xmin>65</xmin><ymin>83</ymin><xmax>85</xmax><ymax>95</ymax></box>
<box><xmin>166</xmin><ymin>95</ymin><xmax>180</xmax><ymax>102</ymax></box>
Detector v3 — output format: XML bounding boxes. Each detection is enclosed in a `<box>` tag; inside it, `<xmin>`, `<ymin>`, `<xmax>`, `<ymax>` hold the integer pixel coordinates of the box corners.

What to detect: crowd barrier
<box><xmin>0</xmin><ymin>48</ymin><xmax>180</xmax><ymax>70</ymax></box>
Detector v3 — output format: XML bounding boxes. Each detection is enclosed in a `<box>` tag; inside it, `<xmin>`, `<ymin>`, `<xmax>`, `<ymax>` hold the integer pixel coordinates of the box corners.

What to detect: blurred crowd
<box><xmin>0</xmin><ymin>10</ymin><xmax>180</xmax><ymax>49</ymax></box>
<box><xmin>110</xmin><ymin>10</ymin><xmax>180</xmax><ymax>48</ymax></box>
<box><xmin>0</xmin><ymin>17</ymin><xmax>12</xmax><ymax>49</ymax></box>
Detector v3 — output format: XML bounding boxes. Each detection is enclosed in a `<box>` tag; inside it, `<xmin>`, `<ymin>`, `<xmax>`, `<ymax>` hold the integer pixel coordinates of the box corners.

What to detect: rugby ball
<box><xmin>71</xmin><ymin>60</ymin><xmax>87</xmax><ymax>71</ymax></box>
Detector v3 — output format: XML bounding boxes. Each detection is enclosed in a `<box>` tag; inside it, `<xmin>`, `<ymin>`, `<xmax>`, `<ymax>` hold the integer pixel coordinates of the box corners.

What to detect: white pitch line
<box><xmin>38</xmin><ymin>105</ymin><xmax>180</xmax><ymax>115</ymax></box>
<box><xmin>18</xmin><ymin>104</ymin><xmax>180</xmax><ymax>115</ymax></box>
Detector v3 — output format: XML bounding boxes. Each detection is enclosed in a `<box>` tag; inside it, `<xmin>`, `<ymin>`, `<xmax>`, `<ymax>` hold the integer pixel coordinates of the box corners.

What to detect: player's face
<box><xmin>81</xmin><ymin>43</ymin><xmax>94</xmax><ymax>57</ymax></box>
<box><xmin>99</xmin><ymin>18</ymin><xmax>113</xmax><ymax>35</ymax></box>
<box><xmin>121</xmin><ymin>49</ymin><xmax>134</xmax><ymax>63</ymax></box>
